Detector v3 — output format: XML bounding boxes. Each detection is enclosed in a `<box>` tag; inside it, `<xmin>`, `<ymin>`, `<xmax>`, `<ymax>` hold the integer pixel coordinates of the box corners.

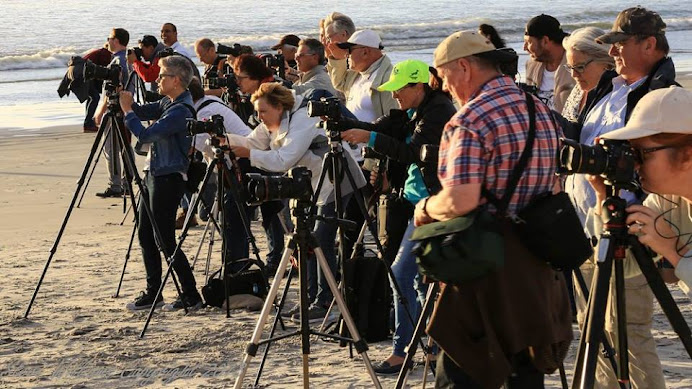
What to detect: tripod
<box><xmin>140</xmin><ymin>139</ymin><xmax>267</xmax><ymax>336</ymax></box>
<box><xmin>312</xmin><ymin>120</ymin><xmax>432</xmax><ymax>359</ymax></box>
<box><xmin>25</xmin><ymin>88</ymin><xmax>187</xmax><ymax>319</ymax></box>
<box><xmin>234</xmin><ymin>197</ymin><xmax>381</xmax><ymax>389</ymax></box>
<box><xmin>572</xmin><ymin>187</ymin><xmax>692</xmax><ymax>388</ymax></box>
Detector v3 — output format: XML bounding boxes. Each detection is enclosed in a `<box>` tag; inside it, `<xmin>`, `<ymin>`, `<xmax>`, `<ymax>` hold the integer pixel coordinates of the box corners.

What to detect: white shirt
<box><xmin>192</xmin><ymin>96</ymin><xmax>252</xmax><ymax>161</ymax></box>
<box><xmin>169</xmin><ymin>41</ymin><xmax>193</xmax><ymax>59</ymax></box>
<box><xmin>538</xmin><ymin>68</ymin><xmax>556</xmax><ymax>110</ymax></box>
<box><xmin>345</xmin><ymin>72</ymin><xmax>378</xmax><ymax>162</ymax></box>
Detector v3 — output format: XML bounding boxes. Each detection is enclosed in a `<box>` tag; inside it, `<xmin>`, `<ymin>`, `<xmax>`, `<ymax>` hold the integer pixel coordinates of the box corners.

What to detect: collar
<box><xmin>299</xmin><ymin>66</ymin><xmax>325</xmax><ymax>82</ymax></box>
<box><xmin>611</xmin><ymin>75</ymin><xmax>648</xmax><ymax>91</ymax></box>
<box><xmin>468</xmin><ymin>75</ymin><xmax>516</xmax><ymax>102</ymax></box>
<box><xmin>360</xmin><ymin>55</ymin><xmax>385</xmax><ymax>77</ymax></box>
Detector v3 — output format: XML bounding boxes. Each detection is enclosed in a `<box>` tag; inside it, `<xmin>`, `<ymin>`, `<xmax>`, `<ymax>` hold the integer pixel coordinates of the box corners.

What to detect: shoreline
<box><xmin>2</xmin><ymin>73</ymin><xmax>691</xmax><ymax>137</ymax></box>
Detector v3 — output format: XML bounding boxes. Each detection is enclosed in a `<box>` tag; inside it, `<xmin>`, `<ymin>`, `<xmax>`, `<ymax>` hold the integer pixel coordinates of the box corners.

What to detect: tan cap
<box><xmin>433</xmin><ymin>30</ymin><xmax>516</xmax><ymax>67</ymax></box>
<box><xmin>602</xmin><ymin>87</ymin><xmax>692</xmax><ymax>140</ymax></box>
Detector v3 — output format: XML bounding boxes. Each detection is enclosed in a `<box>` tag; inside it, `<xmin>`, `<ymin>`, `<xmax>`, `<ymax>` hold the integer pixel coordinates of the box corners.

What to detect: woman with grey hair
<box><xmin>118</xmin><ymin>55</ymin><xmax>203</xmax><ymax>312</ymax></box>
<box><xmin>561</xmin><ymin>27</ymin><xmax>616</xmax><ymax>132</ymax></box>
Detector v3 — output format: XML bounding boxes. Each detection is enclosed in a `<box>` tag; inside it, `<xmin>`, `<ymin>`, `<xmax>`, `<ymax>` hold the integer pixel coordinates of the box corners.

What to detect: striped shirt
<box><xmin>438</xmin><ymin>76</ymin><xmax>559</xmax><ymax>215</ymax></box>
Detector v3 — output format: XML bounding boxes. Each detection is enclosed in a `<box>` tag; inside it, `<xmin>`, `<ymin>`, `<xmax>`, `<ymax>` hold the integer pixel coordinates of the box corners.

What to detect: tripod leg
<box><xmin>574</xmin><ymin>267</ymin><xmax>622</xmax><ymax>381</ymax></box>
<box><xmin>395</xmin><ymin>282</ymin><xmax>439</xmax><ymax>389</ymax></box>
<box><xmin>629</xmin><ymin>237</ymin><xmax>692</xmax><ymax>358</ymax></box>
<box><xmin>119</xmin><ymin>188</ymin><xmax>140</xmax><ymax>226</ymax></box>
<box><xmin>77</xmin><ymin>126</ymin><xmax>109</xmax><ymax>208</ymax></box>
<box><xmin>613</xmin><ymin>258</ymin><xmax>630</xmax><ymax>385</ymax></box>
<box><xmin>234</xmin><ymin>242</ymin><xmax>296</xmax><ymax>389</ymax></box>
<box><xmin>254</xmin><ymin>266</ymin><xmax>295</xmax><ymax>386</ymax></box>
<box><xmin>114</xmin><ymin>215</ymin><xmax>139</xmax><ymax>298</ymax></box>
<box><xmin>313</xmin><ymin>246</ymin><xmax>382</xmax><ymax>389</ymax></box>
<box><xmin>573</xmin><ymin>240</ymin><xmax>615</xmax><ymax>389</ymax></box>
<box><xmin>25</xmin><ymin>119</ymin><xmax>109</xmax><ymax>318</ymax></box>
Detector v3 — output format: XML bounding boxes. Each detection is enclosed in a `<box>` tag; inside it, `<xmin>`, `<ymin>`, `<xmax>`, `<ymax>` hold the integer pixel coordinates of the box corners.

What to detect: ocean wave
<box><xmin>3</xmin><ymin>14</ymin><xmax>691</xmax><ymax>72</ymax></box>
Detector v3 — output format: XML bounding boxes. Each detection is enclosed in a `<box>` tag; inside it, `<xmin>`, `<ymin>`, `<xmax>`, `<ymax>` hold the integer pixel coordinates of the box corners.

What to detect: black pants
<box><xmin>435</xmin><ymin>350</ymin><xmax>544</xmax><ymax>388</ymax></box>
<box><xmin>138</xmin><ymin>173</ymin><xmax>197</xmax><ymax>296</ymax></box>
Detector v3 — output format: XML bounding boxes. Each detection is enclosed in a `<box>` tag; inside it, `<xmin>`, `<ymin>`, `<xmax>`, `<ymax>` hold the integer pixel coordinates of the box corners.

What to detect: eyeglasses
<box><xmin>295</xmin><ymin>52</ymin><xmax>316</xmax><ymax>59</ymax></box>
<box><xmin>235</xmin><ymin>74</ymin><xmax>250</xmax><ymax>81</ymax></box>
<box><xmin>564</xmin><ymin>59</ymin><xmax>595</xmax><ymax>74</ymax></box>
<box><xmin>612</xmin><ymin>37</ymin><xmax>637</xmax><ymax>52</ymax></box>
<box><xmin>107</xmin><ymin>37</ymin><xmax>116</xmax><ymax>41</ymax></box>
<box><xmin>156</xmin><ymin>73</ymin><xmax>175</xmax><ymax>81</ymax></box>
<box><xmin>634</xmin><ymin>145</ymin><xmax>674</xmax><ymax>163</ymax></box>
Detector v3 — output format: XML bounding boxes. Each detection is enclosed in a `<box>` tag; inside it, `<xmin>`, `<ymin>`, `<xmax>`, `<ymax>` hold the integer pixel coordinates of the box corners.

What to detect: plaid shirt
<box><xmin>438</xmin><ymin>76</ymin><xmax>559</xmax><ymax>215</ymax></box>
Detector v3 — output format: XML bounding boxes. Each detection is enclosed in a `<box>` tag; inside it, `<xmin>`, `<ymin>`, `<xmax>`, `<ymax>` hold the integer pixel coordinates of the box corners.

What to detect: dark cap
<box><xmin>138</xmin><ymin>35</ymin><xmax>158</xmax><ymax>47</ymax></box>
<box><xmin>525</xmin><ymin>14</ymin><xmax>568</xmax><ymax>41</ymax></box>
<box><xmin>596</xmin><ymin>7</ymin><xmax>666</xmax><ymax>44</ymax></box>
<box><xmin>271</xmin><ymin>34</ymin><xmax>300</xmax><ymax>50</ymax></box>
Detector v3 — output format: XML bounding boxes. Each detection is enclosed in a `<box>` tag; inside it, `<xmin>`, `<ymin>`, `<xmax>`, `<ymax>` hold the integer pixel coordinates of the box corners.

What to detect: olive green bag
<box><xmin>411</xmin><ymin>209</ymin><xmax>504</xmax><ymax>285</ymax></box>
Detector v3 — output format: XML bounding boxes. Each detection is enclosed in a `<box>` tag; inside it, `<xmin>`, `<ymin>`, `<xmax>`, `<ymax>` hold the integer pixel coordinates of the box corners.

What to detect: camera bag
<box><xmin>485</xmin><ymin>92</ymin><xmax>592</xmax><ymax>270</ymax></box>
<box><xmin>202</xmin><ymin>260</ymin><xmax>268</xmax><ymax>308</ymax></box>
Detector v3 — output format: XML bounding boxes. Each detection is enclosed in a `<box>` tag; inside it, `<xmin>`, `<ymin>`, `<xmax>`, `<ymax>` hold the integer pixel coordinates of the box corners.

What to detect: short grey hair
<box><xmin>299</xmin><ymin>38</ymin><xmax>326</xmax><ymax>64</ymax></box>
<box><xmin>324</xmin><ymin>12</ymin><xmax>355</xmax><ymax>37</ymax></box>
<box><xmin>562</xmin><ymin>27</ymin><xmax>615</xmax><ymax>67</ymax></box>
<box><xmin>159</xmin><ymin>55</ymin><xmax>193</xmax><ymax>87</ymax></box>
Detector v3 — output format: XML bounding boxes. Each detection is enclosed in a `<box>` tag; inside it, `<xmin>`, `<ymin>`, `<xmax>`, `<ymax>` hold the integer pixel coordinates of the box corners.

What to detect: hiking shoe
<box><xmin>373</xmin><ymin>360</ymin><xmax>405</xmax><ymax>376</ymax></box>
<box><xmin>291</xmin><ymin>304</ymin><xmax>329</xmax><ymax>323</ymax></box>
<box><xmin>126</xmin><ymin>291</ymin><xmax>164</xmax><ymax>311</ymax></box>
<box><xmin>96</xmin><ymin>187</ymin><xmax>123</xmax><ymax>198</ymax></box>
<box><xmin>280</xmin><ymin>303</ymin><xmax>301</xmax><ymax>318</ymax></box>
<box><xmin>83</xmin><ymin>126</ymin><xmax>98</xmax><ymax>133</ymax></box>
<box><xmin>162</xmin><ymin>293</ymin><xmax>203</xmax><ymax>312</ymax></box>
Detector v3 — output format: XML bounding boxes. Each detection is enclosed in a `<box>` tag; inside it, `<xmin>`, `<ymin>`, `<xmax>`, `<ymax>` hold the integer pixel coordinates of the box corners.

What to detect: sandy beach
<box><xmin>1</xmin><ymin>90</ymin><xmax>692</xmax><ymax>388</ymax></box>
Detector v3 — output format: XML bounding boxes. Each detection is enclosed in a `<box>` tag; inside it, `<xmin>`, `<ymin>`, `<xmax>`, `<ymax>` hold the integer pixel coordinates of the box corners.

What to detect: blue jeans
<box><xmin>139</xmin><ymin>173</ymin><xmax>197</xmax><ymax>296</ymax></box>
<box><xmin>309</xmin><ymin>195</ymin><xmax>351</xmax><ymax>307</ymax></box>
<box><xmin>391</xmin><ymin>219</ymin><xmax>428</xmax><ymax>357</ymax></box>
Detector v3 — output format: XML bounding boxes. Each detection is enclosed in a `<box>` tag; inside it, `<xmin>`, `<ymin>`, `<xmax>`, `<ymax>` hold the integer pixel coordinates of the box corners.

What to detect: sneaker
<box><xmin>291</xmin><ymin>304</ymin><xmax>329</xmax><ymax>323</ymax></box>
<box><xmin>175</xmin><ymin>210</ymin><xmax>198</xmax><ymax>229</ymax></box>
<box><xmin>96</xmin><ymin>187</ymin><xmax>124</xmax><ymax>198</ymax></box>
<box><xmin>126</xmin><ymin>291</ymin><xmax>164</xmax><ymax>311</ymax></box>
<box><xmin>280</xmin><ymin>303</ymin><xmax>300</xmax><ymax>318</ymax></box>
<box><xmin>83</xmin><ymin>126</ymin><xmax>98</xmax><ymax>133</ymax></box>
<box><xmin>162</xmin><ymin>293</ymin><xmax>203</xmax><ymax>312</ymax></box>
<box><xmin>372</xmin><ymin>360</ymin><xmax>405</xmax><ymax>376</ymax></box>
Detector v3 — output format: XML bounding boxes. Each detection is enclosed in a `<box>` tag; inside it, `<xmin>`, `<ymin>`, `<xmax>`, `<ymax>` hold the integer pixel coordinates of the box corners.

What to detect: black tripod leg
<box><xmin>574</xmin><ymin>267</ymin><xmax>622</xmax><ymax>379</ymax></box>
<box><xmin>395</xmin><ymin>282</ymin><xmax>439</xmax><ymax>389</ymax></box>
<box><xmin>613</xmin><ymin>258</ymin><xmax>630</xmax><ymax>385</ymax></box>
<box><xmin>573</xmin><ymin>239</ymin><xmax>616</xmax><ymax>389</ymax></box>
<box><xmin>629</xmin><ymin>237</ymin><xmax>692</xmax><ymax>357</ymax></box>
<box><xmin>119</xmin><ymin>188</ymin><xmax>139</xmax><ymax>226</ymax></box>
<box><xmin>114</xmin><ymin>215</ymin><xmax>138</xmax><ymax>298</ymax></box>
<box><xmin>77</xmin><ymin>125</ymin><xmax>109</xmax><ymax>208</ymax></box>
<box><xmin>253</xmin><ymin>265</ymin><xmax>295</xmax><ymax>387</ymax></box>
<box><xmin>24</xmin><ymin>118</ymin><xmax>109</xmax><ymax>318</ymax></box>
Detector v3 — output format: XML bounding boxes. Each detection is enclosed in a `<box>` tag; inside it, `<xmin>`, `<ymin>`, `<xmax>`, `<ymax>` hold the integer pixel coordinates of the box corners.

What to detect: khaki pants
<box><xmin>574</xmin><ymin>255</ymin><xmax>665</xmax><ymax>388</ymax></box>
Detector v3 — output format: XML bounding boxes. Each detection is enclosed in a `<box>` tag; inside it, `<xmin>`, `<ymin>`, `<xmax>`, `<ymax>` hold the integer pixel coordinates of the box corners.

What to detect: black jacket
<box><xmin>371</xmin><ymin>89</ymin><xmax>456</xmax><ymax>194</ymax></box>
<box><xmin>57</xmin><ymin>56</ymin><xmax>90</xmax><ymax>103</ymax></box>
<box><xmin>586</xmin><ymin>57</ymin><xmax>679</xmax><ymax>124</ymax></box>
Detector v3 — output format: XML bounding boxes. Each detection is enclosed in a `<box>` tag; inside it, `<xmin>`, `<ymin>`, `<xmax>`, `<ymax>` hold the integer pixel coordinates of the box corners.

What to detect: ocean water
<box><xmin>1</xmin><ymin>0</ymin><xmax>691</xmax><ymax>132</ymax></box>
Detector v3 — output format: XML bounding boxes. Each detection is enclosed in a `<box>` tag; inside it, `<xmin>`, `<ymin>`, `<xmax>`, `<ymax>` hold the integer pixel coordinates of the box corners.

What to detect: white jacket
<box><xmin>227</xmin><ymin>93</ymin><xmax>334</xmax><ymax>205</ymax></box>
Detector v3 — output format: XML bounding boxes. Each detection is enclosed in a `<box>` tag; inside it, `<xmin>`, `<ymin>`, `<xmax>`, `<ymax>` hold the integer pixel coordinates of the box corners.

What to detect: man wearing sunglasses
<box><xmin>292</xmin><ymin>38</ymin><xmax>336</xmax><ymax>96</ymax></box>
<box><xmin>565</xmin><ymin>7</ymin><xmax>679</xmax><ymax>388</ymax></box>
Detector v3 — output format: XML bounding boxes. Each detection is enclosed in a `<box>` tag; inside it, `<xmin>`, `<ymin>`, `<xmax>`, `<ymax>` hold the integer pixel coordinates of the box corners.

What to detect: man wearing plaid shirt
<box><xmin>414</xmin><ymin>30</ymin><xmax>572</xmax><ymax>388</ymax></box>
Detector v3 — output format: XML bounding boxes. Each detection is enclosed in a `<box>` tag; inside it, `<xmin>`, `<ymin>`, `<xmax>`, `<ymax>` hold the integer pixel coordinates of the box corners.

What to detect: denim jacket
<box><xmin>124</xmin><ymin>91</ymin><xmax>194</xmax><ymax>176</ymax></box>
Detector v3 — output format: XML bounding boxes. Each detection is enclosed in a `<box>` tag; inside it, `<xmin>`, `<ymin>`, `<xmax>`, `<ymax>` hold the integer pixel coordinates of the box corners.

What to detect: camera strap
<box><xmin>482</xmin><ymin>91</ymin><xmax>536</xmax><ymax>216</ymax></box>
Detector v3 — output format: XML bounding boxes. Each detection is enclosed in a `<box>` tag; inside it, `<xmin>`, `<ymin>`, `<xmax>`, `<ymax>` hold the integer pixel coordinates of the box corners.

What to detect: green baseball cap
<box><xmin>377</xmin><ymin>59</ymin><xmax>430</xmax><ymax>92</ymax></box>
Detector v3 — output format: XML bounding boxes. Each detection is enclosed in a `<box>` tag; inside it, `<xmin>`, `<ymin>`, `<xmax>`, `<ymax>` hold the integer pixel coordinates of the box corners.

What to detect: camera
<box><xmin>246</xmin><ymin>166</ymin><xmax>313</xmax><ymax>204</ymax></box>
<box><xmin>205</xmin><ymin>74</ymin><xmax>239</xmax><ymax>90</ymax></box>
<box><xmin>260</xmin><ymin>53</ymin><xmax>286</xmax><ymax>80</ymax></box>
<box><xmin>307</xmin><ymin>97</ymin><xmax>342</xmax><ymax>120</ymax></box>
<box><xmin>558</xmin><ymin>138</ymin><xmax>638</xmax><ymax>189</ymax></box>
<box><xmin>187</xmin><ymin>114</ymin><xmax>225</xmax><ymax>137</ymax></box>
<box><xmin>127</xmin><ymin>47</ymin><xmax>144</xmax><ymax>61</ymax></box>
<box><xmin>217</xmin><ymin>43</ymin><xmax>241</xmax><ymax>57</ymax></box>
<box><xmin>83</xmin><ymin>61</ymin><xmax>121</xmax><ymax>87</ymax></box>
